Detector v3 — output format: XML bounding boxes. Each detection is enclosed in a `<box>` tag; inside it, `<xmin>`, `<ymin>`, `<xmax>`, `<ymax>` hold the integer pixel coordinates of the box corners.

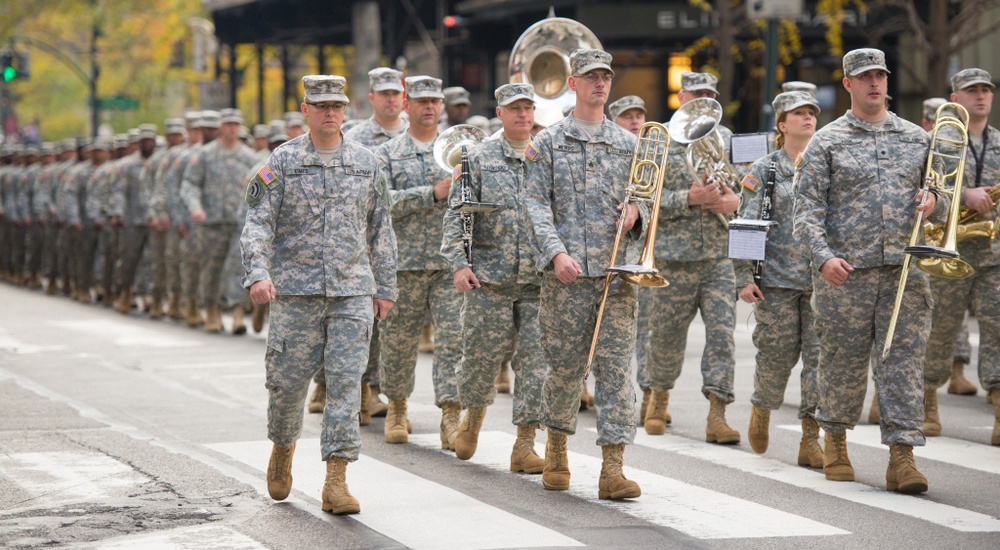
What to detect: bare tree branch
<box><xmin>951</xmin><ymin>15</ymin><xmax>1000</xmax><ymax>51</ymax></box>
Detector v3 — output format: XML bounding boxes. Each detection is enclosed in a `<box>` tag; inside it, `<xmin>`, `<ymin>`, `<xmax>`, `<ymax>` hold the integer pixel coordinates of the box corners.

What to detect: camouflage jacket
<box><xmin>16</xmin><ymin>163</ymin><xmax>41</xmax><ymax>222</ymax></box>
<box><xmin>109</xmin><ymin>151</ymin><xmax>154</xmax><ymax>226</ymax></box>
<box><xmin>85</xmin><ymin>160</ymin><xmax>118</xmax><ymax>223</ymax></box>
<box><xmin>32</xmin><ymin>161</ymin><xmax>61</xmax><ymax>221</ymax></box>
<box><xmin>181</xmin><ymin>140</ymin><xmax>257</xmax><ymax>224</ymax></box>
<box><xmin>344</xmin><ymin>115</ymin><xmax>409</xmax><ymax>151</ymax></box>
<box><xmin>150</xmin><ymin>144</ymin><xmax>196</xmax><ymax>222</ymax></box>
<box><xmin>62</xmin><ymin>162</ymin><xmax>98</xmax><ymax>226</ymax></box>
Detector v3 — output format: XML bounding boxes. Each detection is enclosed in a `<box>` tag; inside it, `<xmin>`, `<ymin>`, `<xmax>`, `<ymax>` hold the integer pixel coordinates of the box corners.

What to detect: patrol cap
<box><xmin>138</xmin><ymin>123</ymin><xmax>158</xmax><ymax>140</ymax></box>
<box><xmin>164</xmin><ymin>118</ymin><xmax>186</xmax><ymax>135</ymax></box>
<box><xmin>184</xmin><ymin>111</ymin><xmax>202</xmax><ymax>128</ymax></box>
<box><xmin>220</xmin><ymin>108</ymin><xmax>244</xmax><ymax>124</ymax></box>
<box><xmin>40</xmin><ymin>142</ymin><xmax>56</xmax><ymax>156</ymax></box>
<box><xmin>127</xmin><ymin>128</ymin><xmax>142</xmax><ymax>143</ymax></box>
<box><xmin>608</xmin><ymin>95</ymin><xmax>646</xmax><ymax>119</ymax></box>
<box><xmin>302</xmin><ymin>75</ymin><xmax>350</xmax><ymax>104</ymax></box>
<box><xmin>444</xmin><ymin>86</ymin><xmax>471</xmax><ymax>106</ymax></box>
<box><xmin>114</xmin><ymin>134</ymin><xmax>130</xmax><ymax>149</ymax></box>
<box><xmin>76</xmin><ymin>137</ymin><xmax>92</xmax><ymax>149</ymax></box>
<box><xmin>24</xmin><ymin>144</ymin><xmax>40</xmax><ymax>156</ymax></box>
<box><xmin>771</xmin><ymin>91</ymin><xmax>820</xmax><ymax>118</ymax></box>
<box><xmin>843</xmin><ymin>48</ymin><xmax>889</xmax><ymax>77</ymax></box>
<box><xmin>923</xmin><ymin>98</ymin><xmax>948</xmax><ymax>121</ymax></box>
<box><xmin>284</xmin><ymin>112</ymin><xmax>304</xmax><ymax>128</ymax></box>
<box><xmin>570</xmin><ymin>48</ymin><xmax>613</xmax><ymax>76</ymax></box>
<box><xmin>91</xmin><ymin>136</ymin><xmax>114</xmax><ymax>151</ymax></box>
<box><xmin>252</xmin><ymin>124</ymin><xmax>269</xmax><ymax>138</ymax></box>
<box><xmin>951</xmin><ymin>68</ymin><xmax>995</xmax><ymax>92</ymax></box>
<box><xmin>268</xmin><ymin>126</ymin><xmax>290</xmax><ymax>143</ymax></box>
<box><xmin>466</xmin><ymin>115</ymin><xmax>491</xmax><ymax>133</ymax></box>
<box><xmin>200</xmin><ymin>110</ymin><xmax>221</xmax><ymax>128</ymax></box>
<box><xmin>681</xmin><ymin>72</ymin><xmax>719</xmax><ymax>94</ymax></box>
<box><xmin>781</xmin><ymin>81</ymin><xmax>818</xmax><ymax>97</ymax></box>
<box><xmin>369</xmin><ymin>67</ymin><xmax>404</xmax><ymax>92</ymax></box>
<box><xmin>405</xmin><ymin>76</ymin><xmax>444</xmax><ymax>99</ymax></box>
<box><xmin>495</xmin><ymin>83</ymin><xmax>535</xmax><ymax>106</ymax></box>
<box><xmin>60</xmin><ymin>137</ymin><xmax>78</xmax><ymax>151</ymax></box>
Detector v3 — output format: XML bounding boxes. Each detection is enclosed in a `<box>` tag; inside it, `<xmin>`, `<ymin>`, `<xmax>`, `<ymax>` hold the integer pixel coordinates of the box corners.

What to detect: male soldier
<box><xmin>109</xmin><ymin>124</ymin><xmax>157</xmax><ymax>314</ymax></box>
<box><xmin>440</xmin><ymin>86</ymin><xmax>471</xmax><ymax>131</ymax></box>
<box><xmin>181</xmin><ymin>108</ymin><xmax>258</xmax><ymax>332</ymax></box>
<box><xmin>284</xmin><ymin>111</ymin><xmax>305</xmax><ymax>139</ymax></box>
<box><xmin>608</xmin><ymin>95</ymin><xmax>646</xmax><ymax>136</ymax></box>
<box><xmin>242</xmin><ymin>75</ymin><xmax>396</xmax><ymax>515</ymax></box>
<box><xmin>12</xmin><ymin>146</ymin><xmax>38</xmax><ymax>286</ymax></box>
<box><xmin>37</xmin><ymin>139</ymin><xmax>76</xmax><ymax>294</ymax></box>
<box><xmin>442</xmin><ymin>83</ymin><xmax>546</xmax><ymax>472</ymax></box>
<box><xmin>54</xmin><ymin>139</ymin><xmax>89</xmax><ymax>296</ymax></box>
<box><xmin>524</xmin><ymin>48</ymin><xmax>643</xmax><ymax>499</ymax></box>
<box><xmin>376</xmin><ymin>76</ymin><xmax>464</xmax><ymax>449</ymax></box>
<box><xmin>66</xmin><ymin>138</ymin><xmax>111</xmax><ymax>302</ymax></box>
<box><xmin>23</xmin><ymin>144</ymin><xmax>54</xmax><ymax>290</ymax></box>
<box><xmin>794</xmin><ymin>48</ymin><xmax>946</xmax><ymax>493</ymax></box>
<box><xmin>920</xmin><ymin>98</ymin><xmax>948</xmax><ymax>132</ymax></box>
<box><xmin>252</xmin><ymin>124</ymin><xmax>270</xmax><ymax>155</ymax></box>
<box><xmin>921</xmin><ymin>68</ymin><xmax>1000</xmax><ymax>444</ymax></box>
<box><xmin>144</xmin><ymin>118</ymin><xmax>187</xmax><ymax>319</ymax></box>
<box><xmin>643</xmin><ymin>72</ymin><xmax>741</xmax><ymax>443</ymax></box>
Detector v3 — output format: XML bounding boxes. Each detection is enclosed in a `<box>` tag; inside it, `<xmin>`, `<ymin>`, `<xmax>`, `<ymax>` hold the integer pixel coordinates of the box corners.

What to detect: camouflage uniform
<box><xmin>344</xmin><ymin>116</ymin><xmax>409</xmax><ymax>151</ymax></box>
<box><xmin>153</xmin><ymin>139</ymin><xmax>200</xmax><ymax>303</ymax></box>
<box><xmin>793</xmin><ymin>110</ymin><xmax>948</xmax><ymax>445</ymax></box>
<box><xmin>241</xmin><ymin>133</ymin><xmax>397</xmax><ymax>461</ymax></box>
<box><xmin>441</xmin><ymin>134</ymin><xmax>544</xmax><ymax>426</ymax></box>
<box><xmin>524</xmin><ymin>112</ymin><xmax>642</xmax><ymax>445</ymax></box>
<box><xmin>108</xmin><ymin>147</ymin><xmax>154</xmax><ymax>297</ymax></box>
<box><xmin>736</xmin><ymin>149</ymin><xmax>819</xmax><ymax>417</ymax></box>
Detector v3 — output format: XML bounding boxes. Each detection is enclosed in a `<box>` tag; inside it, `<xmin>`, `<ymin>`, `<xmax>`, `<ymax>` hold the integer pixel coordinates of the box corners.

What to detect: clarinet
<box><xmin>458</xmin><ymin>145</ymin><xmax>475</xmax><ymax>266</ymax></box>
<box><xmin>752</xmin><ymin>154</ymin><xmax>778</xmax><ymax>288</ymax></box>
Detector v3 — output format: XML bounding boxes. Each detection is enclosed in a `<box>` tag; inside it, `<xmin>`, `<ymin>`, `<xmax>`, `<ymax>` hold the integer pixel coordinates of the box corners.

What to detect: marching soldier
<box><xmin>440</xmin><ymin>86</ymin><xmax>472</xmax><ymax>131</ymax></box>
<box><xmin>144</xmin><ymin>118</ymin><xmax>187</xmax><ymax>319</ymax></box>
<box><xmin>284</xmin><ymin>111</ymin><xmax>305</xmax><ymax>139</ymax></box>
<box><xmin>608</xmin><ymin>95</ymin><xmax>646</xmax><ymax>136</ymax></box>
<box><xmin>65</xmin><ymin>138</ymin><xmax>110</xmax><ymax>302</ymax></box>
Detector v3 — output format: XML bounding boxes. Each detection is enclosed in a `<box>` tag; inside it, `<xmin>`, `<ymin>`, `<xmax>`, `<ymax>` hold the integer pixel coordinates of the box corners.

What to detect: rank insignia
<box><xmin>741</xmin><ymin>174</ymin><xmax>759</xmax><ymax>192</ymax></box>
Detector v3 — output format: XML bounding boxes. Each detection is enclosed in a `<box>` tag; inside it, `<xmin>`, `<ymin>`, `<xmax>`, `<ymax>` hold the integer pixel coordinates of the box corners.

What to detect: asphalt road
<box><xmin>1</xmin><ymin>283</ymin><xmax>998</xmax><ymax>550</ymax></box>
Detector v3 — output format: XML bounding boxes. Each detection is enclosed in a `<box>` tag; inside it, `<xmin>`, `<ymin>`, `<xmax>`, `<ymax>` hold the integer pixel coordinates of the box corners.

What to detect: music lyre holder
<box><xmin>454</xmin><ymin>201</ymin><xmax>500</xmax><ymax>214</ymax></box>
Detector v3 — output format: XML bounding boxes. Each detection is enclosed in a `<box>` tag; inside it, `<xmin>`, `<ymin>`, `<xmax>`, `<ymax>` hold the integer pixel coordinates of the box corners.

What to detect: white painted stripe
<box><xmin>630</xmin><ymin>430</ymin><xmax>1000</xmax><ymax>532</ymax></box>
<box><xmin>0</xmin><ymin>329</ymin><xmax>66</xmax><ymax>354</ymax></box>
<box><xmin>0</xmin><ymin>451</ymin><xmax>147</xmax><ymax>504</ymax></box>
<box><xmin>48</xmin><ymin>319</ymin><xmax>202</xmax><ymax>348</ymax></box>
<box><xmin>779</xmin><ymin>424</ymin><xmax>1000</xmax><ymax>476</ymax></box>
<box><xmin>95</xmin><ymin>524</ymin><xmax>268</xmax><ymax>550</ymax></box>
<box><xmin>410</xmin><ymin>431</ymin><xmax>847</xmax><ymax>539</ymax></box>
<box><xmin>158</xmin><ymin>361</ymin><xmax>257</xmax><ymax>370</ymax></box>
<box><xmin>207</xmin><ymin>438</ymin><xmax>583</xmax><ymax>550</ymax></box>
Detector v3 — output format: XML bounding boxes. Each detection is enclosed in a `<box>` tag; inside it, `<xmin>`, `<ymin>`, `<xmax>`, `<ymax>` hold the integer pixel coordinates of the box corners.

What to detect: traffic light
<box><xmin>443</xmin><ymin>15</ymin><xmax>468</xmax><ymax>28</ymax></box>
<box><xmin>1</xmin><ymin>52</ymin><xmax>15</xmax><ymax>83</ymax></box>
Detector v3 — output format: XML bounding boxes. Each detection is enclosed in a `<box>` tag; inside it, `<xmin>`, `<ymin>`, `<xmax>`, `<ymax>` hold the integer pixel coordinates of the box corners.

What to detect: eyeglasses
<box><xmin>502</xmin><ymin>104</ymin><xmax>535</xmax><ymax>114</ymax></box>
<box><xmin>575</xmin><ymin>73</ymin><xmax>613</xmax><ymax>84</ymax></box>
<box><xmin>306</xmin><ymin>102</ymin><xmax>347</xmax><ymax>112</ymax></box>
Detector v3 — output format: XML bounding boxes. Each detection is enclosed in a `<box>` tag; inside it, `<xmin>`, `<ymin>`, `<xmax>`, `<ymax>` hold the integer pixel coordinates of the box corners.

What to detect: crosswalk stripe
<box><xmin>778</xmin><ymin>424</ymin><xmax>1000</xmax><ymax>476</ymax></box>
<box><xmin>94</xmin><ymin>524</ymin><xmax>269</xmax><ymax>550</ymax></box>
<box><xmin>0</xmin><ymin>451</ymin><xmax>147</xmax><ymax>505</ymax></box>
<box><xmin>410</xmin><ymin>431</ymin><xmax>848</xmax><ymax>539</ymax></box>
<box><xmin>206</xmin><ymin>439</ymin><xmax>584</xmax><ymax>550</ymax></box>
<box><xmin>628</xmin><ymin>430</ymin><xmax>1000</xmax><ymax>532</ymax></box>
<box><xmin>49</xmin><ymin>319</ymin><xmax>202</xmax><ymax>348</ymax></box>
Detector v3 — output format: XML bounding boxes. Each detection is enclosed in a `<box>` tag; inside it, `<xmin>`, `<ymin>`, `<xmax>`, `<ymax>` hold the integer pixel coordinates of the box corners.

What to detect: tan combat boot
<box><xmin>321</xmin><ymin>457</ymin><xmax>360</xmax><ymax>515</ymax></box>
<box><xmin>440</xmin><ymin>402</ymin><xmax>462</xmax><ymax>451</ymax></box>
<box><xmin>947</xmin><ymin>360</ymin><xmax>978</xmax><ymax>395</ymax></box>
<box><xmin>385</xmin><ymin>399</ymin><xmax>409</xmax><ymax>444</ymax></box>
<box><xmin>266</xmin><ymin>442</ymin><xmax>295</xmax><ymax>501</ymax></box>
<box><xmin>114</xmin><ymin>288</ymin><xmax>133</xmax><ymax>314</ymax></box>
<box><xmin>748</xmin><ymin>405</ymin><xmax>770</xmax><ymax>454</ymax></box>
<box><xmin>886</xmin><ymin>443</ymin><xmax>928</xmax><ymax>494</ymax></box>
<box><xmin>599</xmin><ymin>444</ymin><xmax>641</xmax><ymax>500</ymax></box>
<box><xmin>991</xmin><ymin>388</ymin><xmax>1000</xmax><ymax>445</ymax></box>
<box><xmin>251</xmin><ymin>302</ymin><xmax>267</xmax><ymax>332</ymax></box>
<box><xmin>823</xmin><ymin>432</ymin><xmax>854</xmax><ymax>481</ymax></box>
<box><xmin>231</xmin><ymin>305</ymin><xmax>246</xmax><ymax>335</ymax></box>
<box><xmin>542</xmin><ymin>430</ymin><xmax>570</xmax><ymax>490</ymax></box>
<box><xmin>307</xmin><ymin>383</ymin><xmax>326</xmax><ymax>414</ymax></box>
<box><xmin>923</xmin><ymin>386</ymin><xmax>942</xmax><ymax>437</ymax></box>
<box><xmin>644</xmin><ymin>390</ymin><xmax>671</xmax><ymax>435</ymax></box>
<box><xmin>495</xmin><ymin>362</ymin><xmax>511</xmax><ymax>394</ymax></box>
<box><xmin>369</xmin><ymin>384</ymin><xmax>389</xmax><ymax>417</ymax></box>
<box><xmin>77</xmin><ymin>288</ymin><xmax>91</xmax><ymax>304</ymax></box>
<box><xmin>418</xmin><ymin>324</ymin><xmax>434</xmax><ymax>353</ymax></box>
<box><xmin>639</xmin><ymin>388</ymin><xmax>651</xmax><ymax>427</ymax></box>
<box><xmin>359</xmin><ymin>383</ymin><xmax>372</xmax><ymax>426</ymax></box>
<box><xmin>204</xmin><ymin>304</ymin><xmax>224</xmax><ymax>333</ymax></box>
<box><xmin>184</xmin><ymin>299</ymin><xmax>203</xmax><ymax>328</ymax></box>
<box><xmin>798</xmin><ymin>417</ymin><xmax>824</xmax><ymax>468</ymax></box>
<box><xmin>149</xmin><ymin>297</ymin><xmax>163</xmax><ymax>320</ymax></box>
<box><xmin>579</xmin><ymin>381</ymin><xmax>595</xmax><ymax>411</ymax></box>
<box><xmin>868</xmin><ymin>394</ymin><xmax>880</xmax><ymax>424</ymax></box>
<box><xmin>167</xmin><ymin>293</ymin><xmax>182</xmax><ymax>320</ymax></box>
<box><xmin>510</xmin><ymin>425</ymin><xmax>545</xmax><ymax>474</ymax></box>
<box><xmin>44</xmin><ymin>276</ymin><xmax>57</xmax><ymax>295</ymax></box>
<box><xmin>455</xmin><ymin>407</ymin><xmax>487</xmax><ymax>460</ymax></box>
<box><xmin>706</xmin><ymin>394</ymin><xmax>740</xmax><ymax>444</ymax></box>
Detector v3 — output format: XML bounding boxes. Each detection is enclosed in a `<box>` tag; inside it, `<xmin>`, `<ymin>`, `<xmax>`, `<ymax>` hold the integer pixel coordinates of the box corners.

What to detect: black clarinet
<box><xmin>458</xmin><ymin>145</ymin><xmax>475</xmax><ymax>266</ymax></box>
<box><xmin>752</xmin><ymin>154</ymin><xmax>779</xmax><ymax>288</ymax></box>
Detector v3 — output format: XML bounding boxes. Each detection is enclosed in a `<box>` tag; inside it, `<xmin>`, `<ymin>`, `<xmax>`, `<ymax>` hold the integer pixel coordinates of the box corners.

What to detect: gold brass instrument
<box><xmin>508</xmin><ymin>17</ymin><xmax>603</xmax><ymax>128</ymax></box>
<box><xmin>882</xmin><ymin>102</ymin><xmax>974</xmax><ymax>363</ymax></box>
<box><xmin>924</xmin><ymin>183</ymin><xmax>1000</xmax><ymax>246</ymax></box>
<box><xmin>585</xmin><ymin>122</ymin><xmax>670</xmax><ymax>376</ymax></box>
<box><xmin>668</xmin><ymin>97</ymin><xmax>741</xmax><ymax>228</ymax></box>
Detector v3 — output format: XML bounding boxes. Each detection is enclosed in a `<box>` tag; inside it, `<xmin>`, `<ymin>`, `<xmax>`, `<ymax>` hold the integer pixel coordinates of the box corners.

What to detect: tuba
<box><xmin>668</xmin><ymin>97</ymin><xmax>742</xmax><ymax>228</ymax></box>
<box><xmin>508</xmin><ymin>17</ymin><xmax>603</xmax><ymax>128</ymax></box>
<box><xmin>585</xmin><ymin>122</ymin><xmax>671</xmax><ymax>377</ymax></box>
<box><xmin>433</xmin><ymin>124</ymin><xmax>488</xmax><ymax>173</ymax></box>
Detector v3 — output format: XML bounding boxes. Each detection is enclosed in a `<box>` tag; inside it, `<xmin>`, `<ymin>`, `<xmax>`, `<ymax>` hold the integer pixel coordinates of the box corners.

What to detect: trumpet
<box><xmin>923</xmin><ymin>183</ymin><xmax>1000</xmax><ymax>246</ymax></box>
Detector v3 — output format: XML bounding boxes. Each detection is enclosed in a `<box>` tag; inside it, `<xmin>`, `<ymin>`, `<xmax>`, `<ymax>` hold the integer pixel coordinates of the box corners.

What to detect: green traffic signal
<box><xmin>2</xmin><ymin>65</ymin><xmax>16</xmax><ymax>82</ymax></box>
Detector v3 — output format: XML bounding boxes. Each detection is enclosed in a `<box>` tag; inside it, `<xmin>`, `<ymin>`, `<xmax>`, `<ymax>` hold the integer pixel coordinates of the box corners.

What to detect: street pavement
<box><xmin>0</xmin><ymin>283</ymin><xmax>998</xmax><ymax>549</ymax></box>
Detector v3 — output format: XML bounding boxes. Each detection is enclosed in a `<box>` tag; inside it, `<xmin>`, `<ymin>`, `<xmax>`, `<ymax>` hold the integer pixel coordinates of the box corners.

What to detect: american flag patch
<box><xmin>524</xmin><ymin>143</ymin><xmax>539</xmax><ymax>161</ymax></box>
<box><xmin>741</xmin><ymin>174</ymin><xmax>759</xmax><ymax>191</ymax></box>
<box><xmin>452</xmin><ymin>164</ymin><xmax>462</xmax><ymax>179</ymax></box>
<box><xmin>795</xmin><ymin>153</ymin><xmax>804</xmax><ymax>168</ymax></box>
<box><xmin>257</xmin><ymin>165</ymin><xmax>276</xmax><ymax>186</ymax></box>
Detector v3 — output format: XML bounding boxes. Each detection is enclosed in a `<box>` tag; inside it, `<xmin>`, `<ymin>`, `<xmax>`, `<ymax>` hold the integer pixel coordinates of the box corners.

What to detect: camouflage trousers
<box><xmin>116</xmin><ymin>225</ymin><xmax>149</xmax><ymax>294</ymax></box>
<box><xmin>221</xmin><ymin>223</ymin><xmax>248</xmax><ymax>309</ymax></box>
<box><xmin>100</xmin><ymin>227</ymin><xmax>120</xmax><ymax>296</ymax></box>
<box><xmin>25</xmin><ymin>221</ymin><xmax>43</xmax><ymax>275</ymax></box>
<box><xmin>148</xmin><ymin>227</ymin><xmax>169</xmax><ymax>301</ymax></box>
<box><xmin>76</xmin><ymin>227</ymin><xmax>99</xmax><ymax>292</ymax></box>
<box><xmin>165</xmin><ymin>228</ymin><xmax>182</xmax><ymax>295</ymax></box>
<box><xmin>954</xmin><ymin>312</ymin><xmax>971</xmax><ymax>363</ymax></box>
<box><xmin>634</xmin><ymin>286</ymin><xmax>653</xmax><ymax>390</ymax></box>
<box><xmin>195</xmin><ymin>222</ymin><xmax>237</xmax><ymax>306</ymax></box>
<box><xmin>458</xmin><ymin>282</ymin><xmax>545</xmax><ymax>428</ymax></box>
<box><xmin>750</xmin><ymin>287</ymin><xmax>819</xmax><ymax>418</ymax></box>
<box><xmin>379</xmin><ymin>269</ymin><xmax>462</xmax><ymax>406</ymax></box>
<box><xmin>42</xmin><ymin>221</ymin><xmax>58</xmax><ymax>279</ymax></box>
<box><xmin>56</xmin><ymin>225</ymin><xmax>73</xmax><ymax>288</ymax></box>
<box><xmin>540</xmin><ymin>274</ymin><xmax>637</xmax><ymax>445</ymax></box>
<box><xmin>315</xmin><ymin>321</ymin><xmax>381</xmax><ymax>387</ymax></box>
<box><xmin>646</xmin><ymin>258</ymin><xmax>736</xmax><ymax>403</ymax></box>
<box><xmin>813</xmin><ymin>266</ymin><xmax>929</xmax><ymax>446</ymax></box>
<box><xmin>924</xmin><ymin>266</ymin><xmax>1000</xmax><ymax>392</ymax></box>
<box><xmin>0</xmin><ymin>220</ymin><xmax>8</xmax><ymax>275</ymax></box>
<box><xmin>179</xmin><ymin>229</ymin><xmax>201</xmax><ymax>302</ymax></box>
<box><xmin>10</xmin><ymin>224</ymin><xmax>25</xmax><ymax>276</ymax></box>
<box><xmin>266</xmin><ymin>294</ymin><xmax>373</xmax><ymax>461</ymax></box>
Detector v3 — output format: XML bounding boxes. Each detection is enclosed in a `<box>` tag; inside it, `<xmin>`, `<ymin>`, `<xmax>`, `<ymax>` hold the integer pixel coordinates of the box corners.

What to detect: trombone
<box><xmin>585</xmin><ymin>122</ymin><xmax>670</xmax><ymax>377</ymax></box>
<box><xmin>881</xmin><ymin>102</ymin><xmax>975</xmax><ymax>363</ymax></box>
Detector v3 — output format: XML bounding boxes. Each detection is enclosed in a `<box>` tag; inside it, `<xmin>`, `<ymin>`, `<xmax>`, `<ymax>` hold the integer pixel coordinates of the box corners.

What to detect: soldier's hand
<box><xmin>617</xmin><ymin>202</ymin><xmax>639</xmax><ymax>232</ymax></box>
<box><xmin>553</xmin><ymin>252</ymin><xmax>583</xmax><ymax>284</ymax></box>
<box><xmin>962</xmin><ymin>187</ymin><xmax>994</xmax><ymax>214</ymax></box>
<box><xmin>373</xmin><ymin>298</ymin><xmax>394</xmax><ymax>320</ymax></box>
<box><xmin>191</xmin><ymin>209</ymin><xmax>207</xmax><ymax>224</ymax></box>
<box><xmin>176</xmin><ymin>223</ymin><xmax>189</xmax><ymax>238</ymax></box>
<box><xmin>820</xmin><ymin>258</ymin><xmax>853</xmax><ymax>288</ymax></box>
<box><xmin>453</xmin><ymin>268</ymin><xmax>480</xmax><ymax>292</ymax></box>
<box><xmin>72</xmin><ymin>223</ymin><xmax>82</xmax><ymax>232</ymax></box>
<box><xmin>688</xmin><ymin>181</ymin><xmax>721</xmax><ymax>206</ymax></box>
<box><xmin>739</xmin><ymin>283</ymin><xmax>764</xmax><ymax>303</ymax></box>
<box><xmin>914</xmin><ymin>189</ymin><xmax>936</xmax><ymax>217</ymax></box>
<box><xmin>705</xmin><ymin>184</ymin><xmax>740</xmax><ymax>214</ymax></box>
<box><xmin>250</xmin><ymin>279</ymin><xmax>276</xmax><ymax>305</ymax></box>
<box><xmin>433</xmin><ymin>177</ymin><xmax>453</xmax><ymax>201</ymax></box>
<box><xmin>93</xmin><ymin>221</ymin><xmax>103</xmax><ymax>231</ymax></box>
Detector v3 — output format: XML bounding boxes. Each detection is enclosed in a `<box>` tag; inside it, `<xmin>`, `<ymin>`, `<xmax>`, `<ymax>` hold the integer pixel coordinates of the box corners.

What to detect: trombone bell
<box><xmin>916</xmin><ymin>257</ymin><xmax>975</xmax><ymax>279</ymax></box>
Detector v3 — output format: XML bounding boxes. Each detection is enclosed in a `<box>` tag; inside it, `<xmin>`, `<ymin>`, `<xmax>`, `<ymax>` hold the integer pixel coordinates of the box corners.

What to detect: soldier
<box><xmin>793</xmin><ymin>48</ymin><xmax>945</xmax><ymax>493</ymax></box>
<box><xmin>66</xmin><ymin>138</ymin><xmax>111</xmax><ymax>302</ymax></box>
<box><xmin>440</xmin><ymin>86</ymin><xmax>471</xmax><ymax>131</ymax></box>
<box><xmin>441</xmin><ymin>83</ymin><xmax>546</xmax><ymax>472</ymax></box>
<box><xmin>54</xmin><ymin>139</ymin><xmax>89</xmax><ymax>297</ymax></box>
<box><xmin>608</xmin><ymin>95</ymin><xmax>646</xmax><ymax>136</ymax></box>
<box><xmin>736</xmin><ymin>91</ymin><xmax>823</xmax><ymax>467</ymax></box>
<box><xmin>524</xmin><ymin>48</ymin><xmax>643</xmax><ymax>500</ymax></box>
<box><xmin>643</xmin><ymin>72</ymin><xmax>741</xmax><ymax>443</ymax></box>
<box><xmin>251</xmin><ymin>124</ymin><xmax>270</xmax><ymax>155</ymax></box>
<box><xmin>24</xmin><ymin>144</ymin><xmax>54</xmax><ymax>290</ymax></box>
<box><xmin>181</xmin><ymin>108</ymin><xmax>258</xmax><ymax>332</ymax></box>
<box><xmin>284</xmin><ymin>111</ymin><xmax>305</xmax><ymax>139</ymax></box>
<box><xmin>376</xmin><ymin>76</ymin><xmax>464</xmax><ymax>449</ymax></box>
<box><xmin>921</xmin><ymin>68</ymin><xmax>1000</xmax><ymax>444</ymax></box>
<box><xmin>39</xmin><ymin>139</ymin><xmax>77</xmax><ymax>295</ymax></box>
<box><xmin>144</xmin><ymin>118</ymin><xmax>187</xmax><ymax>319</ymax></box>
<box><xmin>242</xmin><ymin>75</ymin><xmax>397</xmax><ymax>515</ymax></box>
<box><xmin>920</xmin><ymin>98</ymin><xmax>948</xmax><ymax>132</ymax></box>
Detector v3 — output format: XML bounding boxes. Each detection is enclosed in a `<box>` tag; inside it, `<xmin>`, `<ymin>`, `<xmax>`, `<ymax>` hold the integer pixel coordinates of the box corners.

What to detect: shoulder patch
<box><xmin>741</xmin><ymin>174</ymin><xmax>760</xmax><ymax>192</ymax></box>
<box><xmin>245</xmin><ymin>174</ymin><xmax>267</xmax><ymax>208</ymax></box>
<box><xmin>452</xmin><ymin>164</ymin><xmax>462</xmax><ymax>179</ymax></box>
<box><xmin>524</xmin><ymin>143</ymin><xmax>539</xmax><ymax>161</ymax></box>
<box><xmin>794</xmin><ymin>153</ymin><xmax>804</xmax><ymax>169</ymax></box>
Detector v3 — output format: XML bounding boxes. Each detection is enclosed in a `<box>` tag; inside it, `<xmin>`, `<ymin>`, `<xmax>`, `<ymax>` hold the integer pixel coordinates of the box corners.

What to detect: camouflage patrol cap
<box><xmin>444</xmin><ymin>86</ymin><xmax>471</xmax><ymax>105</ymax></box>
<box><xmin>220</xmin><ymin>108</ymin><xmax>244</xmax><ymax>124</ymax></box>
<box><xmin>772</xmin><ymin>91</ymin><xmax>820</xmax><ymax>118</ymax></box>
<box><xmin>302</xmin><ymin>75</ymin><xmax>350</xmax><ymax>104</ymax></box>
<box><xmin>681</xmin><ymin>72</ymin><xmax>719</xmax><ymax>94</ymax></box>
<box><xmin>60</xmin><ymin>137</ymin><xmax>78</xmax><ymax>151</ymax></box>
<box><xmin>495</xmin><ymin>83</ymin><xmax>535</xmax><ymax>106</ymax></box>
<box><xmin>781</xmin><ymin>81</ymin><xmax>817</xmax><ymax>97</ymax></box>
<box><xmin>114</xmin><ymin>134</ymin><xmax>129</xmax><ymax>149</ymax></box>
<box><xmin>405</xmin><ymin>76</ymin><xmax>444</xmax><ymax>99</ymax></box>
<box><xmin>922</xmin><ymin>98</ymin><xmax>948</xmax><ymax>121</ymax></box>
<box><xmin>91</xmin><ymin>136</ymin><xmax>114</xmax><ymax>151</ymax></box>
<box><xmin>200</xmin><ymin>110</ymin><xmax>222</xmax><ymax>128</ymax></box>
<box><xmin>127</xmin><ymin>129</ymin><xmax>142</xmax><ymax>143</ymax></box>
<box><xmin>23</xmin><ymin>144</ymin><xmax>39</xmax><ymax>156</ymax></box>
<box><xmin>138</xmin><ymin>123</ymin><xmax>158</xmax><ymax>140</ymax></box>
<box><xmin>570</xmin><ymin>49</ymin><xmax>614</xmax><ymax>76</ymax></box>
<box><xmin>268</xmin><ymin>125</ymin><xmax>290</xmax><ymax>143</ymax></box>
<box><xmin>951</xmin><ymin>68</ymin><xmax>994</xmax><ymax>92</ymax></box>
<box><xmin>40</xmin><ymin>142</ymin><xmax>56</xmax><ymax>156</ymax></box>
<box><xmin>252</xmin><ymin>124</ymin><xmax>269</xmax><ymax>138</ymax></box>
<box><xmin>608</xmin><ymin>95</ymin><xmax>646</xmax><ymax>119</ymax></box>
<box><xmin>184</xmin><ymin>111</ymin><xmax>202</xmax><ymax>128</ymax></box>
<box><xmin>843</xmin><ymin>48</ymin><xmax>889</xmax><ymax>77</ymax></box>
<box><xmin>164</xmin><ymin>118</ymin><xmax>185</xmax><ymax>135</ymax></box>
<box><xmin>283</xmin><ymin>112</ymin><xmax>304</xmax><ymax>128</ymax></box>
<box><xmin>368</xmin><ymin>67</ymin><xmax>404</xmax><ymax>92</ymax></box>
